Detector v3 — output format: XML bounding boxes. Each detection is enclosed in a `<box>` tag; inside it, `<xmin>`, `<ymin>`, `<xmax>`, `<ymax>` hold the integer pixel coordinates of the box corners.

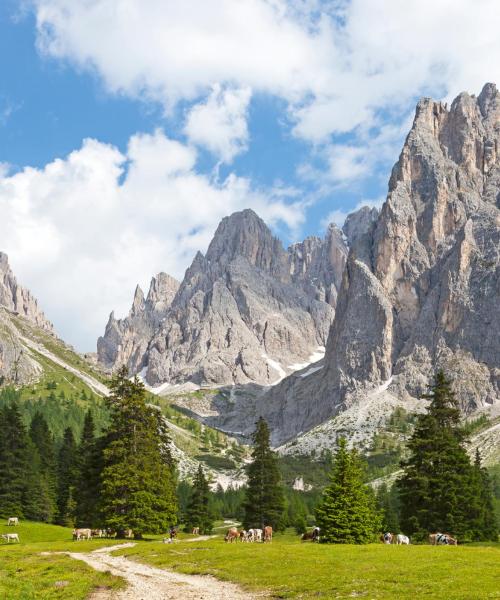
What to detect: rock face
<box><xmin>0</xmin><ymin>253</ymin><xmax>53</xmax><ymax>332</ymax></box>
<box><xmin>97</xmin><ymin>273</ymin><xmax>180</xmax><ymax>373</ymax></box>
<box><xmin>213</xmin><ymin>84</ymin><xmax>500</xmax><ymax>444</ymax></box>
<box><xmin>98</xmin><ymin>209</ymin><xmax>348</xmax><ymax>386</ymax></box>
<box><xmin>0</xmin><ymin>253</ymin><xmax>53</xmax><ymax>383</ymax></box>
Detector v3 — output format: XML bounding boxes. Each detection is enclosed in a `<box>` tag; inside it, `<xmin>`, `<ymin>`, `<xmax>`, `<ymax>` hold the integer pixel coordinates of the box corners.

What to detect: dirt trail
<box><xmin>68</xmin><ymin>543</ymin><xmax>260</xmax><ymax>599</ymax></box>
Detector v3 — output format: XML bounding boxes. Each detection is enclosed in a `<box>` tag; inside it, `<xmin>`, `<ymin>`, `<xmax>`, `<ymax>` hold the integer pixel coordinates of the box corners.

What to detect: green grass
<box><xmin>115</xmin><ymin>532</ymin><xmax>500</xmax><ymax>599</ymax></box>
<box><xmin>0</xmin><ymin>521</ymin><xmax>125</xmax><ymax>599</ymax></box>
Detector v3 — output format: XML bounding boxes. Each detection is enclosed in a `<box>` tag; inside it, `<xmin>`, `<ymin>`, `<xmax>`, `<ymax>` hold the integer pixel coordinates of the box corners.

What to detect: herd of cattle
<box><xmin>225</xmin><ymin>526</ymin><xmax>273</xmax><ymax>542</ymax></box>
<box><xmin>0</xmin><ymin>518</ymin><xmax>460</xmax><ymax>547</ymax></box>
<box><xmin>380</xmin><ymin>532</ymin><xmax>458</xmax><ymax>545</ymax></box>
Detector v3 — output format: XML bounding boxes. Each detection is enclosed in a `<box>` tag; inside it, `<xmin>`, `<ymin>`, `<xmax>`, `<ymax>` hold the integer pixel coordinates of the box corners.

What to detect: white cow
<box><xmin>7</xmin><ymin>517</ymin><xmax>19</xmax><ymax>526</ymax></box>
<box><xmin>253</xmin><ymin>528</ymin><xmax>263</xmax><ymax>542</ymax></box>
<box><xmin>396</xmin><ymin>534</ymin><xmax>410</xmax><ymax>545</ymax></box>
<box><xmin>1</xmin><ymin>533</ymin><xmax>19</xmax><ymax>543</ymax></box>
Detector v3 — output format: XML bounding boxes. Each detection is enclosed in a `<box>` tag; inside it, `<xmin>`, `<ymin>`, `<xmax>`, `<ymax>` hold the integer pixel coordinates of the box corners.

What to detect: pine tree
<box><xmin>243</xmin><ymin>416</ymin><xmax>285</xmax><ymax>530</ymax></box>
<box><xmin>397</xmin><ymin>370</ymin><xmax>495</xmax><ymax>541</ymax></box>
<box><xmin>99</xmin><ymin>367</ymin><xmax>177</xmax><ymax>538</ymax></box>
<box><xmin>185</xmin><ymin>465</ymin><xmax>213</xmax><ymax>534</ymax></box>
<box><xmin>56</xmin><ymin>427</ymin><xmax>78</xmax><ymax>526</ymax></box>
<box><xmin>0</xmin><ymin>403</ymin><xmax>31</xmax><ymax>517</ymax></box>
<box><xmin>315</xmin><ymin>437</ymin><xmax>381</xmax><ymax>543</ymax></box>
<box><xmin>468</xmin><ymin>450</ymin><xmax>498</xmax><ymax>541</ymax></box>
<box><xmin>29</xmin><ymin>412</ymin><xmax>57</xmax><ymax>521</ymax></box>
<box><xmin>376</xmin><ymin>482</ymin><xmax>400</xmax><ymax>533</ymax></box>
<box><xmin>75</xmin><ymin>410</ymin><xmax>103</xmax><ymax>527</ymax></box>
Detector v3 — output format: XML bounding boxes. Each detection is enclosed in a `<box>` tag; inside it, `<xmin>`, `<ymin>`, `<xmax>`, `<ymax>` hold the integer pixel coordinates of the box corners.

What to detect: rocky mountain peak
<box><xmin>205</xmin><ymin>209</ymin><xmax>287</xmax><ymax>277</ymax></box>
<box><xmin>0</xmin><ymin>252</ymin><xmax>53</xmax><ymax>332</ymax></box>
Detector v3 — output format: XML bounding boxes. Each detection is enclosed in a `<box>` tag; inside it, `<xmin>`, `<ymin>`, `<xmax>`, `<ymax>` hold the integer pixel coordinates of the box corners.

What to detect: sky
<box><xmin>0</xmin><ymin>0</ymin><xmax>499</xmax><ymax>351</ymax></box>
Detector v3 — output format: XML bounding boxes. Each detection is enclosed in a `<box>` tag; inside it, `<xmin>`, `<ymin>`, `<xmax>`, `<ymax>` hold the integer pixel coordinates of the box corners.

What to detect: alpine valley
<box><xmin>2</xmin><ymin>84</ymin><xmax>500</xmax><ymax>492</ymax></box>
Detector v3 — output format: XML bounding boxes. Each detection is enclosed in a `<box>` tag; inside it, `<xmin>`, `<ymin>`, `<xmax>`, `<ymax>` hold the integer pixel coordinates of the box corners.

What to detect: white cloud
<box><xmin>33</xmin><ymin>0</ymin><xmax>500</xmax><ymax>147</ymax></box>
<box><xmin>0</xmin><ymin>130</ymin><xmax>304</xmax><ymax>350</ymax></box>
<box><xmin>184</xmin><ymin>84</ymin><xmax>251</xmax><ymax>163</ymax></box>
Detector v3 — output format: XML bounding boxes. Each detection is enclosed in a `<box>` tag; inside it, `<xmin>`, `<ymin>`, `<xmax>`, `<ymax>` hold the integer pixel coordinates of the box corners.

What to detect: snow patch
<box><xmin>299</xmin><ymin>365</ymin><xmax>323</xmax><ymax>378</ymax></box>
<box><xmin>261</xmin><ymin>353</ymin><xmax>286</xmax><ymax>382</ymax></box>
<box><xmin>288</xmin><ymin>346</ymin><xmax>325</xmax><ymax>371</ymax></box>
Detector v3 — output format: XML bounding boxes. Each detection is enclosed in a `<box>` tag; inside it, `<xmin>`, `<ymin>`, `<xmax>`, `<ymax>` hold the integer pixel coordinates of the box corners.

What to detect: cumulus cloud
<box><xmin>184</xmin><ymin>85</ymin><xmax>252</xmax><ymax>163</ymax></box>
<box><xmin>33</xmin><ymin>0</ymin><xmax>500</xmax><ymax>145</ymax></box>
<box><xmin>0</xmin><ymin>130</ymin><xmax>304</xmax><ymax>350</ymax></box>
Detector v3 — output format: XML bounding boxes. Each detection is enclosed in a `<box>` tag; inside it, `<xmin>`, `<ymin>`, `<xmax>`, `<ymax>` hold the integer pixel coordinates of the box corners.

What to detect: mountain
<box><xmin>98</xmin><ymin>209</ymin><xmax>348</xmax><ymax>386</ymax></box>
<box><xmin>174</xmin><ymin>84</ymin><xmax>500</xmax><ymax>453</ymax></box>
<box><xmin>97</xmin><ymin>272</ymin><xmax>180</xmax><ymax>373</ymax></box>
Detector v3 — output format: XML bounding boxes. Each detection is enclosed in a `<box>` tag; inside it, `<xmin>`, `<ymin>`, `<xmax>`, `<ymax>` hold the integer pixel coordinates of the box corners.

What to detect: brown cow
<box><xmin>429</xmin><ymin>532</ymin><xmax>458</xmax><ymax>545</ymax></box>
<box><xmin>264</xmin><ymin>525</ymin><xmax>273</xmax><ymax>542</ymax></box>
<box><xmin>224</xmin><ymin>527</ymin><xmax>238</xmax><ymax>542</ymax></box>
<box><xmin>73</xmin><ymin>528</ymin><xmax>92</xmax><ymax>541</ymax></box>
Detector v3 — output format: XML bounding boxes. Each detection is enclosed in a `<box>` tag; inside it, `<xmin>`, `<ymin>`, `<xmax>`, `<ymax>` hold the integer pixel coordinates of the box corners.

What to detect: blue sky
<box><xmin>0</xmin><ymin>0</ymin><xmax>498</xmax><ymax>350</ymax></box>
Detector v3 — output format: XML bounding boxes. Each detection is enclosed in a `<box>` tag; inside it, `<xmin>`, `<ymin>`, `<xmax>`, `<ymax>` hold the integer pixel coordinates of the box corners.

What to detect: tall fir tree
<box><xmin>315</xmin><ymin>437</ymin><xmax>381</xmax><ymax>543</ymax></box>
<box><xmin>75</xmin><ymin>410</ymin><xmax>103</xmax><ymax>527</ymax></box>
<box><xmin>56</xmin><ymin>427</ymin><xmax>78</xmax><ymax>526</ymax></box>
<box><xmin>184</xmin><ymin>465</ymin><xmax>213</xmax><ymax>534</ymax></box>
<box><xmin>29</xmin><ymin>412</ymin><xmax>57</xmax><ymax>521</ymax></box>
<box><xmin>0</xmin><ymin>403</ymin><xmax>30</xmax><ymax>517</ymax></box>
<box><xmin>467</xmin><ymin>450</ymin><xmax>498</xmax><ymax>541</ymax></box>
<box><xmin>397</xmin><ymin>370</ymin><xmax>497</xmax><ymax>541</ymax></box>
<box><xmin>243</xmin><ymin>416</ymin><xmax>285</xmax><ymax>530</ymax></box>
<box><xmin>99</xmin><ymin>367</ymin><xmax>177</xmax><ymax>538</ymax></box>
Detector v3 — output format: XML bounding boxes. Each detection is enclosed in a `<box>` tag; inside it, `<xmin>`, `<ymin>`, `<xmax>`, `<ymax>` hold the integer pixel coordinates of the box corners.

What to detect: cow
<box><xmin>253</xmin><ymin>528</ymin><xmax>263</xmax><ymax>542</ymax></box>
<box><xmin>1</xmin><ymin>533</ymin><xmax>19</xmax><ymax>543</ymax></box>
<box><xmin>125</xmin><ymin>529</ymin><xmax>133</xmax><ymax>539</ymax></box>
<box><xmin>381</xmin><ymin>532</ymin><xmax>393</xmax><ymax>544</ymax></box>
<box><xmin>192</xmin><ymin>527</ymin><xmax>200</xmax><ymax>535</ymax></box>
<box><xmin>105</xmin><ymin>528</ymin><xmax>116</xmax><ymax>538</ymax></box>
<box><xmin>7</xmin><ymin>517</ymin><xmax>19</xmax><ymax>526</ymax></box>
<box><xmin>430</xmin><ymin>532</ymin><xmax>458</xmax><ymax>545</ymax></box>
<box><xmin>72</xmin><ymin>528</ymin><xmax>92</xmax><ymax>541</ymax></box>
<box><xmin>301</xmin><ymin>527</ymin><xmax>320</xmax><ymax>542</ymax></box>
<box><xmin>239</xmin><ymin>530</ymin><xmax>247</xmax><ymax>542</ymax></box>
<box><xmin>396</xmin><ymin>534</ymin><xmax>410</xmax><ymax>545</ymax></box>
<box><xmin>224</xmin><ymin>527</ymin><xmax>239</xmax><ymax>543</ymax></box>
<box><xmin>264</xmin><ymin>526</ymin><xmax>273</xmax><ymax>543</ymax></box>
<box><xmin>91</xmin><ymin>529</ymin><xmax>104</xmax><ymax>538</ymax></box>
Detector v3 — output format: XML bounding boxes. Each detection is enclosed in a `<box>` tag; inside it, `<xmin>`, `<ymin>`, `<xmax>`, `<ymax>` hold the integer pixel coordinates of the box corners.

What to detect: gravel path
<box><xmin>68</xmin><ymin>543</ymin><xmax>259</xmax><ymax>599</ymax></box>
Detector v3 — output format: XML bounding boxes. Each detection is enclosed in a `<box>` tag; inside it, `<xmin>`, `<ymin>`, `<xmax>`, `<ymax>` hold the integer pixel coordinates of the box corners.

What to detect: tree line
<box><xmin>0</xmin><ymin>368</ymin><xmax>497</xmax><ymax>543</ymax></box>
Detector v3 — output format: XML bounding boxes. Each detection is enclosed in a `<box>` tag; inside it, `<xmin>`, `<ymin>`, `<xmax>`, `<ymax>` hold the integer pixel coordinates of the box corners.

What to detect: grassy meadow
<box><xmin>0</xmin><ymin>521</ymin><xmax>124</xmax><ymax>599</ymax></box>
<box><xmin>0</xmin><ymin>522</ymin><xmax>499</xmax><ymax>599</ymax></box>
<box><xmin>118</xmin><ymin>530</ymin><xmax>500</xmax><ymax>599</ymax></box>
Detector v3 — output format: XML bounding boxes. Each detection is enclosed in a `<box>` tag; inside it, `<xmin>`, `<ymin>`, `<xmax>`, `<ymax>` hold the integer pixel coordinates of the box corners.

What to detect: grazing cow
<box><xmin>239</xmin><ymin>530</ymin><xmax>247</xmax><ymax>542</ymax></box>
<box><xmin>396</xmin><ymin>534</ymin><xmax>410</xmax><ymax>545</ymax></box>
<box><xmin>301</xmin><ymin>527</ymin><xmax>320</xmax><ymax>542</ymax></box>
<box><xmin>73</xmin><ymin>528</ymin><xmax>92</xmax><ymax>541</ymax></box>
<box><xmin>430</xmin><ymin>532</ymin><xmax>457</xmax><ymax>546</ymax></box>
<box><xmin>91</xmin><ymin>529</ymin><xmax>104</xmax><ymax>538</ymax></box>
<box><xmin>192</xmin><ymin>527</ymin><xmax>200</xmax><ymax>535</ymax></box>
<box><xmin>105</xmin><ymin>528</ymin><xmax>116</xmax><ymax>538</ymax></box>
<box><xmin>7</xmin><ymin>517</ymin><xmax>19</xmax><ymax>526</ymax></box>
<box><xmin>1</xmin><ymin>533</ymin><xmax>19</xmax><ymax>543</ymax></box>
<box><xmin>381</xmin><ymin>532</ymin><xmax>393</xmax><ymax>544</ymax></box>
<box><xmin>264</xmin><ymin>526</ymin><xmax>273</xmax><ymax>543</ymax></box>
<box><xmin>253</xmin><ymin>528</ymin><xmax>263</xmax><ymax>542</ymax></box>
<box><xmin>225</xmin><ymin>527</ymin><xmax>239</xmax><ymax>543</ymax></box>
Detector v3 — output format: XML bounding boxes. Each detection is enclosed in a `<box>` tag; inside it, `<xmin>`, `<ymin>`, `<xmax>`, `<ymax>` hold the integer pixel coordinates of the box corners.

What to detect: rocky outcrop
<box><xmin>97</xmin><ymin>272</ymin><xmax>180</xmax><ymax>373</ymax></box>
<box><xmin>208</xmin><ymin>84</ymin><xmax>500</xmax><ymax>445</ymax></box>
<box><xmin>146</xmin><ymin>209</ymin><xmax>344</xmax><ymax>386</ymax></box>
<box><xmin>98</xmin><ymin>209</ymin><xmax>348</xmax><ymax>386</ymax></box>
<box><xmin>0</xmin><ymin>253</ymin><xmax>53</xmax><ymax>332</ymax></box>
<box><xmin>0</xmin><ymin>253</ymin><xmax>53</xmax><ymax>383</ymax></box>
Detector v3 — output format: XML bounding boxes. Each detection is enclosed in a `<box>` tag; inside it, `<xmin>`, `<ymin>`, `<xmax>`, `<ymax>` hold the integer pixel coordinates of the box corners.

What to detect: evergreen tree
<box><xmin>315</xmin><ymin>438</ymin><xmax>381</xmax><ymax>543</ymax></box>
<box><xmin>56</xmin><ymin>427</ymin><xmax>78</xmax><ymax>526</ymax></box>
<box><xmin>243</xmin><ymin>416</ymin><xmax>285</xmax><ymax>530</ymax></box>
<box><xmin>397</xmin><ymin>370</ymin><xmax>496</xmax><ymax>541</ymax></box>
<box><xmin>468</xmin><ymin>450</ymin><xmax>498</xmax><ymax>541</ymax></box>
<box><xmin>376</xmin><ymin>482</ymin><xmax>400</xmax><ymax>533</ymax></box>
<box><xmin>0</xmin><ymin>403</ymin><xmax>31</xmax><ymax>517</ymax></box>
<box><xmin>75</xmin><ymin>410</ymin><xmax>103</xmax><ymax>527</ymax></box>
<box><xmin>100</xmin><ymin>367</ymin><xmax>177</xmax><ymax>538</ymax></box>
<box><xmin>29</xmin><ymin>412</ymin><xmax>57</xmax><ymax>521</ymax></box>
<box><xmin>184</xmin><ymin>465</ymin><xmax>213</xmax><ymax>534</ymax></box>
